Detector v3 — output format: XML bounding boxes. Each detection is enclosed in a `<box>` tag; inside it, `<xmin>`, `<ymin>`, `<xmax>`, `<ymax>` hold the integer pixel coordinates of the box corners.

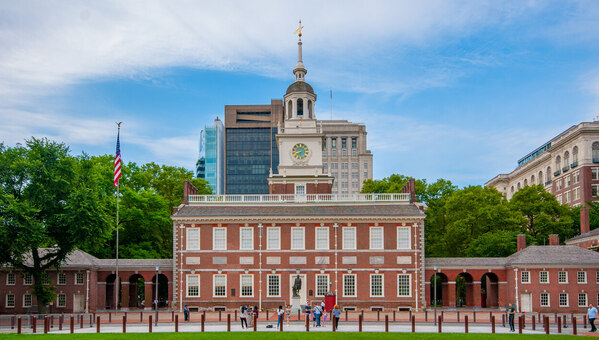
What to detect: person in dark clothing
<box><xmin>507</xmin><ymin>303</ymin><xmax>515</xmax><ymax>332</ymax></box>
<box><xmin>183</xmin><ymin>305</ymin><xmax>190</xmax><ymax>321</ymax></box>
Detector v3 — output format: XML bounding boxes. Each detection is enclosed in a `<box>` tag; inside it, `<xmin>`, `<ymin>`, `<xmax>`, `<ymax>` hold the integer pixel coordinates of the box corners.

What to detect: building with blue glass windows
<box><xmin>197</xmin><ymin>117</ymin><xmax>224</xmax><ymax>195</ymax></box>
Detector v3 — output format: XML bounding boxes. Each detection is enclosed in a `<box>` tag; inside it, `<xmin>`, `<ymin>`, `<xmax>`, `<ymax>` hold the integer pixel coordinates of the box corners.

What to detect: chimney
<box><xmin>549</xmin><ymin>234</ymin><xmax>559</xmax><ymax>246</ymax></box>
<box><xmin>517</xmin><ymin>234</ymin><xmax>526</xmax><ymax>252</ymax></box>
<box><xmin>580</xmin><ymin>207</ymin><xmax>590</xmax><ymax>235</ymax></box>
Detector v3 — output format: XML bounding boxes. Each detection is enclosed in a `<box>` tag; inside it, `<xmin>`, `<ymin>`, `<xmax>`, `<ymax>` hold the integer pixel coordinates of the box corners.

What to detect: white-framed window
<box><xmin>343</xmin><ymin>227</ymin><xmax>356</xmax><ymax>250</ymax></box>
<box><xmin>291</xmin><ymin>227</ymin><xmax>305</xmax><ymax>250</ymax></box>
<box><xmin>593</xmin><ymin>185</ymin><xmax>599</xmax><ymax>197</ymax></box>
<box><xmin>559</xmin><ymin>293</ymin><xmax>569</xmax><ymax>307</ymax></box>
<box><xmin>539</xmin><ymin>271</ymin><xmax>549</xmax><ymax>284</ymax></box>
<box><xmin>397</xmin><ymin>227</ymin><xmax>411</xmax><ymax>249</ymax></box>
<box><xmin>6</xmin><ymin>272</ymin><xmax>15</xmax><ymax>285</ymax></box>
<box><xmin>315</xmin><ymin>227</ymin><xmax>329</xmax><ymax>250</ymax></box>
<box><xmin>343</xmin><ymin>274</ymin><xmax>356</xmax><ymax>297</ymax></box>
<box><xmin>593</xmin><ymin>168</ymin><xmax>599</xmax><ymax>180</ymax></box>
<box><xmin>240</xmin><ymin>274</ymin><xmax>253</xmax><ymax>297</ymax></box>
<box><xmin>267</xmin><ymin>274</ymin><xmax>280</xmax><ymax>297</ymax></box>
<box><xmin>540</xmin><ymin>292</ymin><xmax>550</xmax><ymax>307</ymax></box>
<box><xmin>579</xmin><ymin>293</ymin><xmax>588</xmax><ymax>307</ymax></box>
<box><xmin>58</xmin><ymin>273</ymin><xmax>66</xmax><ymax>285</ymax></box>
<box><xmin>370</xmin><ymin>274</ymin><xmax>384</xmax><ymax>297</ymax></box>
<box><xmin>558</xmin><ymin>271</ymin><xmax>568</xmax><ymax>284</ymax></box>
<box><xmin>578</xmin><ymin>271</ymin><xmax>587</xmax><ymax>284</ymax></box>
<box><xmin>213</xmin><ymin>274</ymin><xmax>227</xmax><ymax>297</ymax></box>
<box><xmin>316</xmin><ymin>274</ymin><xmax>329</xmax><ymax>297</ymax></box>
<box><xmin>370</xmin><ymin>227</ymin><xmax>384</xmax><ymax>250</ymax></box>
<box><xmin>239</xmin><ymin>227</ymin><xmax>254</xmax><ymax>250</ymax></box>
<box><xmin>187</xmin><ymin>228</ymin><xmax>200</xmax><ymax>250</ymax></box>
<box><xmin>573</xmin><ymin>171</ymin><xmax>580</xmax><ymax>184</ymax></box>
<box><xmin>5</xmin><ymin>294</ymin><xmax>15</xmax><ymax>308</ymax></box>
<box><xmin>397</xmin><ymin>274</ymin><xmax>411</xmax><ymax>297</ymax></box>
<box><xmin>23</xmin><ymin>273</ymin><xmax>32</xmax><ymax>285</ymax></box>
<box><xmin>23</xmin><ymin>294</ymin><xmax>32</xmax><ymax>308</ymax></box>
<box><xmin>295</xmin><ymin>184</ymin><xmax>305</xmax><ymax>195</ymax></box>
<box><xmin>267</xmin><ymin>227</ymin><xmax>280</xmax><ymax>250</ymax></box>
<box><xmin>564</xmin><ymin>191</ymin><xmax>570</xmax><ymax>204</ymax></box>
<box><xmin>521</xmin><ymin>271</ymin><xmax>530</xmax><ymax>284</ymax></box>
<box><xmin>213</xmin><ymin>227</ymin><xmax>227</xmax><ymax>250</ymax></box>
<box><xmin>596</xmin><ymin>271</ymin><xmax>599</xmax><ymax>284</ymax></box>
<box><xmin>186</xmin><ymin>274</ymin><xmax>199</xmax><ymax>297</ymax></box>
<box><xmin>57</xmin><ymin>294</ymin><xmax>66</xmax><ymax>307</ymax></box>
<box><xmin>574</xmin><ymin>187</ymin><xmax>581</xmax><ymax>200</ymax></box>
<box><xmin>556</xmin><ymin>195</ymin><xmax>562</xmax><ymax>204</ymax></box>
<box><xmin>75</xmin><ymin>273</ymin><xmax>84</xmax><ymax>285</ymax></box>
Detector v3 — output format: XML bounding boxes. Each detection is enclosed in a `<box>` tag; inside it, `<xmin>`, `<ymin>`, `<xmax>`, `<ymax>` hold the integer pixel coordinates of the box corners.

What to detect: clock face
<box><xmin>292</xmin><ymin>143</ymin><xmax>310</xmax><ymax>160</ymax></box>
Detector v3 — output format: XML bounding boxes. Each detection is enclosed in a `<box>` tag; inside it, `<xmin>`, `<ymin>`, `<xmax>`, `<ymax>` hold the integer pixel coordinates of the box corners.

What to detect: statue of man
<box><xmin>292</xmin><ymin>275</ymin><xmax>302</xmax><ymax>298</ymax></box>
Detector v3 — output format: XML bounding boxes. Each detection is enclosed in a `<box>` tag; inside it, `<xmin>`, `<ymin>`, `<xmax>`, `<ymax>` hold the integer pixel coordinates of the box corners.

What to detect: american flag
<box><xmin>114</xmin><ymin>126</ymin><xmax>122</xmax><ymax>187</ymax></box>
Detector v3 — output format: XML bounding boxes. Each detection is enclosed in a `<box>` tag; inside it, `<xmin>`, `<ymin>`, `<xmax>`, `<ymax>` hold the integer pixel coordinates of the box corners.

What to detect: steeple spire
<box><xmin>293</xmin><ymin>20</ymin><xmax>307</xmax><ymax>82</ymax></box>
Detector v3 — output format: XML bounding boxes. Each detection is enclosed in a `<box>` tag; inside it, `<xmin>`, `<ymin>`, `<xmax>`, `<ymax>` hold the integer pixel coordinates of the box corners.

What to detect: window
<box><xmin>187</xmin><ymin>275</ymin><xmax>199</xmax><ymax>297</ymax></box>
<box><xmin>213</xmin><ymin>228</ymin><xmax>227</xmax><ymax>250</ymax></box>
<box><xmin>566</xmin><ymin>175</ymin><xmax>571</xmax><ymax>187</ymax></box>
<box><xmin>332</xmin><ymin>149</ymin><xmax>337</xmax><ymax>157</ymax></box>
<box><xmin>239</xmin><ymin>227</ymin><xmax>253</xmax><ymax>250</ymax></box>
<box><xmin>6</xmin><ymin>273</ymin><xmax>15</xmax><ymax>285</ymax></box>
<box><xmin>343</xmin><ymin>227</ymin><xmax>356</xmax><ymax>250</ymax></box>
<box><xmin>596</xmin><ymin>271</ymin><xmax>599</xmax><ymax>284</ymax></box>
<box><xmin>342</xmin><ymin>149</ymin><xmax>347</xmax><ymax>156</ymax></box>
<box><xmin>352</xmin><ymin>162</ymin><xmax>358</xmax><ymax>169</ymax></box>
<box><xmin>594</xmin><ymin>168</ymin><xmax>599</xmax><ymax>180</ymax></box>
<box><xmin>6</xmin><ymin>294</ymin><xmax>15</xmax><ymax>308</ymax></box>
<box><xmin>316</xmin><ymin>274</ymin><xmax>329</xmax><ymax>296</ymax></box>
<box><xmin>240</xmin><ymin>274</ymin><xmax>253</xmax><ymax>297</ymax></box>
<box><xmin>267</xmin><ymin>274</ymin><xmax>280</xmax><ymax>297</ymax></box>
<box><xmin>23</xmin><ymin>294</ymin><xmax>32</xmax><ymax>308</ymax></box>
<box><xmin>352</xmin><ymin>182</ymin><xmax>359</xmax><ymax>188</ymax></box>
<box><xmin>23</xmin><ymin>273</ymin><xmax>32</xmax><ymax>285</ymax></box>
<box><xmin>341</xmin><ymin>162</ymin><xmax>348</xmax><ymax>169</ymax></box>
<box><xmin>323</xmin><ymin>149</ymin><xmax>327</xmax><ymax>157</ymax></box>
<box><xmin>267</xmin><ymin>227</ymin><xmax>280</xmax><ymax>250</ymax></box>
<box><xmin>397</xmin><ymin>227</ymin><xmax>411</xmax><ymax>249</ymax></box>
<box><xmin>521</xmin><ymin>271</ymin><xmax>530</xmax><ymax>284</ymax></box>
<box><xmin>573</xmin><ymin>171</ymin><xmax>580</xmax><ymax>184</ymax></box>
<box><xmin>343</xmin><ymin>274</ymin><xmax>356</xmax><ymax>297</ymax></box>
<box><xmin>578</xmin><ymin>271</ymin><xmax>587</xmax><ymax>284</ymax></box>
<box><xmin>187</xmin><ymin>228</ymin><xmax>200</xmax><ymax>250</ymax></box>
<box><xmin>352</xmin><ymin>172</ymin><xmax>359</xmax><ymax>179</ymax></box>
<box><xmin>559</xmin><ymin>293</ymin><xmax>569</xmax><ymax>307</ymax></box>
<box><xmin>331</xmin><ymin>163</ymin><xmax>338</xmax><ymax>170</ymax></box>
<box><xmin>341</xmin><ymin>172</ymin><xmax>348</xmax><ymax>179</ymax></box>
<box><xmin>296</xmin><ymin>185</ymin><xmax>305</xmax><ymax>195</ymax></box>
<box><xmin>342</xmin><ymin>138</ymin><xmax>347</xmax><ymax>148</ymax></box>
<box><xmin>57</xmin><ymin>294</ymin><xmax>66</xmax><ymax>307</ymax></box>
<box><xmin>370</xmin><ymin>227</ymin><xmax>384</xmax><ymax>249</ymax></box>
<box><xmin>352</xmin><ymin>137</ymin><xmax>357</xmax><ymax>148</ymax></box>
<box><xmin>579</xmin><ymin>293</ymin><xmax>588</xmax><ymax>307</ymax></box>
<box><xmin>397</xmin><ymin>274</ymin><xmax>411</xmax><ymax>297</ymax></box>
<box><xmin>593</xmin><ymin>185</ymin><xmax>599</xmax><ymax>197</ymax></box>
<box><xmin>291</xmin><ymin>227</ymin><xmax>305</xmax><ymax>250</ymax></box>
<box><xmin>323</xmin><ymin>162</ymin><xmax>327</xmax><ymax>170</ymax></box>
<box><xmin>75</xmin><ymin>272</ymin><xmax>84</xmax><ymax>285</ymax></box>
<box><xmin>315</xmin><ymin>227</ymin><xmax>329</xmax><ymax>250</ymax></box>
<box><xmin>58</xmin><ymin>273</ymin><xmax>66</xmax><ymax>285</ymax></box>
<box><xmin>540</xmin><ymin>292</ymin><xmax>550</xmax><ymax>307</ymax></box>
<box><xmin>352</xmin><ymin>149</ymin><xmax>357</xmax><ymax>156</ymax></box>
<box><xmin>556</xmin><ymin>179</ymin><xmax>562</xmax><ymax>190</ymax></box>
<box><xmin>370</xmin><ymin>274</ymin><xmax>384</xmax><ymax>297</ymax></box>
<box><xmin>558</xmin><ymin>271</ymin><xmax>568</xmax><ymax>283</ymax></box>
<box><xmin>539</xmin><ymin>271</ymin><xmax>549</xmax><ymax>283</ymax></box>
<box><xmin>364</xmin><ymin>172</ymin><xmax>368</xmax><ymax>178</ymax></box>
<box><xmin>556</xmin><ymin>195</ymin><xmax>562</xmax><ymax>204</ymax></box>
<box><xmin>213</xmin><ymin>274</ymin><xmax>227</xmax><ymax>297</ymax></box>
<box><xmin>574</xmin><ymin>187</ymin><xmax>581</xmax><ymax>200</ymax></box>
<box><xmin>42</xmin><ymin>274</ymin><xmax>50</xmax><ymax>285</ymax></box>
<box><xmin>332</xmin><ymin>138</ymin><xmax>337</xmax><ymax>148</ymax></box>
<box><xmin>564</xmin><ymin>191</ymin><xmax>570</xmax><ymax>204</ymax></box>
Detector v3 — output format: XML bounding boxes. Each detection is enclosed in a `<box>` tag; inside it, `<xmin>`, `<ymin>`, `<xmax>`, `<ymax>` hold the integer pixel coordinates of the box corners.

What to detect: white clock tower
<box><xmin>268</xmin><ymin>26</ymin><xmax>334</xmax><ymax>195</ymax></box>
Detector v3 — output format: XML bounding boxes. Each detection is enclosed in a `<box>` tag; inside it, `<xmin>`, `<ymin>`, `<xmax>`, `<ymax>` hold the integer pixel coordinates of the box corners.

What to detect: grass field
<box><xmin>0</xmin><ymin>333</ymin><xmax>579</xmax><ymax>339</ymax></box>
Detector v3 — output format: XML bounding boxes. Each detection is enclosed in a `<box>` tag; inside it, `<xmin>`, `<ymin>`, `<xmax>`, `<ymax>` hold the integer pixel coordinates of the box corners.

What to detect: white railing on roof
<box><xmin>187</xmin><ymin>193</ymin><xmax>410</xmax><ymax>204</ymax></box>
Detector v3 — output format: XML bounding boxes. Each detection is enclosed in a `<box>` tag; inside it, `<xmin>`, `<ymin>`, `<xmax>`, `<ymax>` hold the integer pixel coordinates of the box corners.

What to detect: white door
<box><xmin>73</xmin><ymin>294</ymin><xmax>85</xmax><ymax>313</ymax></box>
<box><xmin>520</xmin><ymin>293</ymin><xmax>532</xmax><ymax>312</ymax></box>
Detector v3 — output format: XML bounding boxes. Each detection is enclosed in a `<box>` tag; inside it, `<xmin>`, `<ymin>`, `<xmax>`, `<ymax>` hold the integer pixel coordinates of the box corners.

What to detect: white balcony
<box><xmin>187</xmin><ymin>193</ymin><xmax>410</xmax><ymax>204</ymax></box>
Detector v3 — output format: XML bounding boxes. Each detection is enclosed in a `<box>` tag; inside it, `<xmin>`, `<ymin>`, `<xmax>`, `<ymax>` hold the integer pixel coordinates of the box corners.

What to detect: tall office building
<box><xmin>199</xmin><ymin>117</ymin><xmax>225</xmax><ymax>195</ymax></box>
<box><xmin>195</xmin><ymin>130</ymin><xmax>205</xmax><ymax>179</ymax></box>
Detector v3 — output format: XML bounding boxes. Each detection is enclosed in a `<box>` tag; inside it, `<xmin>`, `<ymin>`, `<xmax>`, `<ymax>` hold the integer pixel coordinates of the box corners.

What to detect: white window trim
<box><xmin>23</xmin><ymin>273</ymin><xmax>32</xmax><ymax>285</ymax></box>
<box><xmin>186</xmin><ymin>274</ymin><xmax>200</xmax><ymax>297</ymax></box>
<box><xmin>370</xmin><ymin>273</ymin><xmax>384</xmax><ymax>297</ymax></box>
<box><xmin>186</xmin><ymin>228</ymin><xmax>200</xmax><ymax>250</ymax></box>
<box><xmin>267</xmin><ymin>227</ymin><xmax>281</xmax><ymax>250</ymax></box>
<box><xmin>342</xmin><ymin>227</ymin><xmax>356</xmax><ymax>250</ymax></box>
<box><xmin>213</xmin><ymin>274</ymin><xmax>227</xmax><ymax>298</ymax></box>
<box><xmin>577</xmin><ymin>271</ymin><xmax>587</xmax><ymax>284</ymax></box>
<box><xmin>559</xmin><ymin>293</ymin><xmax>569</xmax><ymax>307</ymax></box>
<box><xmin>540</xmin><ymin>292</ymin><xmax>550</xmax><ymax>307</ymax></box>
<box><xmin>57</xmin><ymin>273</ymin><xmax>66</xmax><ymax>285</ymax></box>
<box><xmin>22</xmin><ymin>294</ymin><xmax>32</xmax><ymax>308</ymax></box>
<box><xmin>315</xmin><ymin>274</ymin><xmax>330</xmax><ymax>297</ymax></box>
<box><xmin>75</xmin><ymin>273</ymin><xmax>84</xmax><ymax>285</ymax></box>
<box><xmin>5</xmin><ymin>294</ymin><xmax>15</xmax><ymax>308</ymax></box>
<box><xmin>290</xmin><ymin>227</ymin><xmax>305</xmax><ymax>250</ymax></box>
<box><xmin>267</xmin><ymin>274</ymin><xmax>281</xmax><ymax>297</ymax></box>
<box><xmin>558</xmin><ymin>271</ymin><xmax>568</xmax><ymax>284</ymax></box>
<box><xmin>521</xmin><ymin>271</ymin><xmax>531</xmax><ymax>284</ymax></box>
<box><xmin>213</xmin><ymin>227</ymin><xmax>227</xmax><ymax>251</ymax></box>
<box><xmin>539</xmin><ymin>271</ymin><xmax>549</xmax><ymax>284</ymax></box>
<box><xmin>57</xmin><ymin>294</ymin><xmax>66</xmax><ymax>308</ymax></box>
<box><xmin>239</xmin><ymin>227</ymin><xmax>254</xmax><ymax>250</ymax></box>
<box><xmin>240</xmin><ymin>274</ymin><xmax>254</xmax><ymax>298</ymax></box>
<box><xmin>342</xmin><ymin>274</ymin><xmax>357</xmax><ymax>297</ymax></box>
<box><xmin>315</xmin><ymin>227</ymin><xmax>330</xmax><ymax>250</ymax></box>
<box><xmin>578</xmin><ymin>293</ymin><xmax>588</xmax><ymax>307</ymax></box>
<box><xmin>6</xmin><ymin>272</ymin><xmax>15</xmax><ymax>286</ymax></box>
<box><xmin>370</xmin><ymin>227</ymin><xmax>384</xmax><ymax>250</ymax></box>
<box><xmin>396</xmin><ymin>227</ymin><xmax>411</xmax><ymax>250</ymax></box>
<box><xmin>397</xmin><ymin>274</ymin><xmax>412</xmax><ymax>297</ymax></box>
<box><xmin>295</xmin><ymin>184</ymin><xmax>306</xmax><ymax>195</ymax></box>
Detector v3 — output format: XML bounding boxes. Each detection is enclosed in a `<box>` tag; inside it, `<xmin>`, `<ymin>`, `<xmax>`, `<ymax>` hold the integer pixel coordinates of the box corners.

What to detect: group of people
<box><xmin>301</xmin><ymin>301</ymin><xmax>341</xmax><ymax>329</ymax></box>
<box><xmin>506</xmin><ymin>302</ymin><xmax>597</xmax><ymax>333</ymax></box>
<box><xmin>239</xmin><ymin>305</ymin><xmax>260</xmax><ymax>329</ymax></box>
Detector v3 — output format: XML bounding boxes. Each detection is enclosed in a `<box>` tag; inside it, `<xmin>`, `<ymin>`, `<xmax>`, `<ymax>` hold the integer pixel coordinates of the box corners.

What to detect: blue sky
<box><xmin>2</xmin><ymin>1</ymin><xmax>599</xmax><ymax>187</ymax></box>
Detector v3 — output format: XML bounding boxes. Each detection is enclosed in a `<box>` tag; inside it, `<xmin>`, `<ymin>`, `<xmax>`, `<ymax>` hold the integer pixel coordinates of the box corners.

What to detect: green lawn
<box><xmin>0</xmin><ymin>334</ymin><xmax>579</xmax><ymax>339</ymax></box>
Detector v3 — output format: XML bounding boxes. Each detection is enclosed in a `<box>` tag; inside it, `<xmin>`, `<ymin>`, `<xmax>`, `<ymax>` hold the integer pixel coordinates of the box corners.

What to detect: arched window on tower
<box><xmin>307</xmin><ymin>100</ymin><xmax>312</xmax><ymax>118</ymax></box>
<box><xmin>287</xmin><ymin>100</ymin><xmax>293</xmax><ymax>119</ymax></box>
<box><xmin>573</xmin><ymin>146</ymin><xmax>578</xmax><ymax>165</ymax></box>
<box><xmin>593</xmin><ymin>142</ymin><xmax>599</xmax><ymax>162</ymax></box>
<box><xmin>297</xmin><ymin>98</ymin><xmax>304</xmax><ymax>118</ymax></box>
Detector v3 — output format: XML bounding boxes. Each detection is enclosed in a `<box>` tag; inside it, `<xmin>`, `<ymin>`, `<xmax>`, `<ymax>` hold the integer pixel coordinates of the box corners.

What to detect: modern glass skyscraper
<box><xmin>199</xmin><ymin>117</ymin><xmax>224</xmax><ymax>194</ymax></box>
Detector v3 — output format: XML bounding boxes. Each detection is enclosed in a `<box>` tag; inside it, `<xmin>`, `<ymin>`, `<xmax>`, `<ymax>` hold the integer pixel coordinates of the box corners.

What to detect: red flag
<box><xmin>114</xmin><ymin>128</ymin><xmax>122</xmax><ymax>187</ymax></box>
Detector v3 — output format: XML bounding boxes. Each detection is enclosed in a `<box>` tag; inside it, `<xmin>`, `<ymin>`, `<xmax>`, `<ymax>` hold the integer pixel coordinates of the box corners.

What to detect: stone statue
<box><xmin>292</xmin><ymin>275</ymin><xmax>302</xmax><ymax>298</ymax></box>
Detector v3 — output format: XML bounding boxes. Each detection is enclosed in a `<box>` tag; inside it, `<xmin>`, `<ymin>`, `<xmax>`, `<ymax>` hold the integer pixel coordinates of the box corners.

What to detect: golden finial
<box><xmin>294</xmin><ymin>20</ymin><xmax>304</xmax><ymax>37</ymax></box>
<box><xmin>116</xmin><ymin>122</ymin><xmax>122</xmax><ymax>127</ymax></box>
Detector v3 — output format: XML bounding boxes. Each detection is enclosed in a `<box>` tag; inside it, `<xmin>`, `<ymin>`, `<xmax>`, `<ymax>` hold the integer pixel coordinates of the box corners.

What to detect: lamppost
<box><xmin>434</xmin><ymin>264</ymin><xmax>438</xmax><ymax>325</ymax></box>
<box><xmin>155</xmin><ymin>265</ymin><xmax>159</xmax><ymax>326</ymax></box>
<box><xmin>258</xmin><ymin>223</ymin><xmax>263</xmax><ymax>310</ymax></box>
<box><xmin>333</xmin><ymin>223</ymin><xmax>339</xmax><ymax>297</ymax></box>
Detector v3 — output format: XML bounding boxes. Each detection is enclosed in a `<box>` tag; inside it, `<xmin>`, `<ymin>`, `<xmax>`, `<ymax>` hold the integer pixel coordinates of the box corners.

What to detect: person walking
<box><xmin>305</xmin><ymin>302</ymin><xmax>312</xmax><ymax>323</ymax></box>
<box><xmin>240</xmin><ymin>306</ymin><xmax>248</xmax><ymax>329</ymax></box>
<box><xmin>313</xmin><ymin>303</ymin><xmax>322</xmax><ymax>327</ymax></box>
<box><xmin>332</xmin><ymin>305</ymin><xmax>341</xmax><ymax>330</ymax></box>
<box><xmin>183</xmin><ymin>304</ymin><xmax>189</xmax><ymax>322</ymax></box>
<box><xmin>507</xmin><ymin>303</ymin><xmax>516</xmax><ymax>332</ymax></box>
<box><xmin>286</xmin><ymin>305</ymin><xmax>291</xmax><ymax>326</ymax></box>
<box><xmin>589</xmin><ymin>303</ymin><xmax>598</xmax><ymax>332</ymax></box>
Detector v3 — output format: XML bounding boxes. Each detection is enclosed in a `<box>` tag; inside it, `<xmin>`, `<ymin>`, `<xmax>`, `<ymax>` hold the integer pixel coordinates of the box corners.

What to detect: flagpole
<box><xmin>115</xmin><ymin>122</ymin><xmax>121</xmax><ymax>310</ymax></box>
<box><xmin>330</xmin><ymin>89</ymin><xmax>332</xmax><ymax>120</ymax></box>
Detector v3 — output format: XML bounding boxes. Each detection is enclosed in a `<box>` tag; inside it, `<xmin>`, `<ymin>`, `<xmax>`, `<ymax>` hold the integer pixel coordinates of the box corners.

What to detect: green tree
<box><xmin>466</xmin><ymin>230</ymin><xmax>519</xmax><ymax>257</ymax></box>
<box><xmin>0</xmin><ymin>139</ymin><xmax>112</xmax><ymax>312</ymax></box>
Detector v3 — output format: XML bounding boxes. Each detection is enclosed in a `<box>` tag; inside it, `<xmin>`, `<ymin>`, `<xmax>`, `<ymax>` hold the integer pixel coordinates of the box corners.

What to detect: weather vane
<box><xmin>294</xmin><ymin>20</ymin><xmax>304</xmax><ymax>37</ymax></box>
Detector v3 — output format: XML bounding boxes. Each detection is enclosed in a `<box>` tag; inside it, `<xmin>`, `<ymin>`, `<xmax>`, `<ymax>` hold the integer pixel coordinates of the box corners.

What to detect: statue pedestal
<box><xmin>290</xmin><ymin>297</ymin><xmax>303</xmax><ymax>313</ymax></box>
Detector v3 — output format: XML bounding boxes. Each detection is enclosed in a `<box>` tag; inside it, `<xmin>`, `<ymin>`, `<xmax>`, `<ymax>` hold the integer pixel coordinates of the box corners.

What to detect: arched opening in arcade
<box><xmin>151</xmin><ymin>274</ymin><xmax>169</xmax><ymax>308</ymax></box>
<box><xmin>128</xmin><ymin>274</ymin><xmax>145</xmax><ymax>309</ymax></box>
<box><xmin>105</xmin><ymin>274</ymin><xmax>121</xmax><ymax>309</ymax></box>
<box><xmin>480</xmin><ymin>273</ymin><xmax>499</xmax><ymax>308</ymax></box>
<box><xmin>455</xmin><ymin>273</ymin><xmax>474</xmax><ymax>307</ymax></box>
<box><xmin>429</xmin><ymin>273</ymin><xmax>449</xmax><ymax>307</ymax></box>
